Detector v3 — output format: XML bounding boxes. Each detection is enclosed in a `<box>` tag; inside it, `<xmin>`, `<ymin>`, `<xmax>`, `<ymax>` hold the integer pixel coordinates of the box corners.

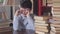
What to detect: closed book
<box><xmin>53</xmin><ymin>3</ymin><xmax>60</xmax><ymax>7</ymax></box>
<box><xmin>35</xmin><ymin>20</ymin><xmax>46</xmax><ymax>24</ymax></box>
<box><xmin>53</xmin><ymin>9</ymin><xmax>60</xmax><ymax>12</ymax></box>
<box><xmin>35</xmin><ymin>26</ymin><xmax>47</xmax><ymax>29</ymax></box>
<box><xmin>34</xmin><ymin>16</ymin><xmax>43</xmax><ymax>21</ymax></box>
<box><xmin>36</xmin><ymin>27</ymin><xmax>48</xmax><ymax>32</ymax></box>
<box><xmin>53</xmin><ymin>15</ymin><xmax>60</xmax><ymax>17</ymax></box>
<box><xmin>51</xmin><ymin>21</ymin><xmax>60</xmax><ymax>24</ymax></box>
<box><xmin>53</xmin><ymin>0</ymin><xmax>60</xmax><ymax>2</ymax></box>
<box><xmin>51</xmin><ymin>24</ymin><xmax>60</xmax><ymax>28</ymax></box>
<box><xmin>56</xmin><ymin>31</ymin><xmax>60</xmax><ymax>34</ymax></box>
<box><xmin>53</xmin><ymin>17</ymin><xmax>60</xmax><ymax>21</ymax></box>
<box><xmin>55</xmin><ymin>28</ymin><xmax>60</xmax><ymax>31</ymax></box>
<box><xmin>36</xmin><ymin>31</ymin><xmax>47</xmax><ymax>34</ymax></box>
<box><xmin>53</xmin><ymin>7</ymin><xmax>60</xmax><ymax>9</ymax></box>
<box><xmin>35</xmin><ymin>23</ymin><xmax>48</xmax><ymax>27</ymax></box>
<box><xmin>53</xmin><ymin>12</ymin><xmax>60</xmax><ymax>15</ymax></box>
<box><xmin>50</xmin><ymin>31</ymin><xmax>56</xmax><ymax>34</ymax></box>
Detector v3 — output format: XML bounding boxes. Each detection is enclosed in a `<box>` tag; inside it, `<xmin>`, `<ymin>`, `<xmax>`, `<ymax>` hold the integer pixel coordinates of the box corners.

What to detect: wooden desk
<box><xmin>0</xmin><ymin>29</ymin><xmax>35</xmax><ymax>34</ymax></box>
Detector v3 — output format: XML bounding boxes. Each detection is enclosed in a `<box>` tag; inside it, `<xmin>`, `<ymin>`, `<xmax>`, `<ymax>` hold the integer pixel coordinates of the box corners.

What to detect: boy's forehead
<box><xmin>20</xmin><ymin>7</ymin><xmax>29</xmax><ymax>10</ymax></box>
<box><xmin>20</xmin><ymin>8</ymin><xmax>25</xmax><ymax>10</ymax></box>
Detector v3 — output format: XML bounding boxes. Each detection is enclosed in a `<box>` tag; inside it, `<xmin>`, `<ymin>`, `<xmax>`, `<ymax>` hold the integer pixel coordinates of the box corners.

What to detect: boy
<box><xmin>13</xmin><ymin>0</ymin><xmax>35</xmax><ymax>31</ymax></box>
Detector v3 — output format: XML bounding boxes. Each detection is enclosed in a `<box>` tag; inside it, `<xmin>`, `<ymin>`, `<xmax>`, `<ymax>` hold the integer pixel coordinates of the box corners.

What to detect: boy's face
<box><xmin>20</xmin><ymin>8</ymin><xmax>30</xmax><ymax>15</ymax></box>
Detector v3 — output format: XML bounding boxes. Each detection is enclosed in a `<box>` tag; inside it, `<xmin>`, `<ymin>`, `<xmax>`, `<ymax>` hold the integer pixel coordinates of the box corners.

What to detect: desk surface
<box><xmin>0</xmin><ymin>29</ymin><xmax>35</xmax><ymax>34</ymax></box>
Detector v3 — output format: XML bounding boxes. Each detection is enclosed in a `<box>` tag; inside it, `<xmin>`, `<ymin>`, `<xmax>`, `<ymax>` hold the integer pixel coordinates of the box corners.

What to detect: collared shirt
<box><xmin>13</xmin><ymin>14</ymin><xmax>35</xmax><ymax>31</ymax></box>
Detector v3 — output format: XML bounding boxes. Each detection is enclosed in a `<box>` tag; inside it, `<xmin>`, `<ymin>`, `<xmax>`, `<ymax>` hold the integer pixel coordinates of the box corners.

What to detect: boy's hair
<box><xmin>20</xmin><ymin>0</ymin><xmax>32</xmax><ymax>10</ymax></box>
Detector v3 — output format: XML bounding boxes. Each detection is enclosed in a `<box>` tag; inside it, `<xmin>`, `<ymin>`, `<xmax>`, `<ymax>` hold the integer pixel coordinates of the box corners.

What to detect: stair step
<box><xmin>0</xmin><ymin>25</ymin><xmax>9</xmax><ymax>28</ymax></box>
<box><xmin>0</xmin><ymin>21</ymin><xmax>12</xmax><ymax>25</ymax></box>
<box><xmin>0</xmin><ymin>21</ymin><xmax>12</xmax><ymax>28</ymax></box>
<box><xmin>0</xmin><ymin>27</ymin><xmax>12</xmax><ymax>32</ymax></box>
<box><xmin>0</xmin><ymin>23</ymin><xmax>10</xmax><ymax>26</ymax></box>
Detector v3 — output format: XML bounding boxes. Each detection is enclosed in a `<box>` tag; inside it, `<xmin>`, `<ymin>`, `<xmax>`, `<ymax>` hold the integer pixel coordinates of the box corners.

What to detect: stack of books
<box><xmin>51</xmin><ymin>0</ymin><xmax>60</xmax><ymax>34</ymax></box>
<box><xmin>50</xmin><ymin>26</ymin><xmax>56</xmax><ymax>34</ymax></box>
<box><xmin>53</xmin><ymin>7</ymin><xmax>60</xmax><ymax>17</ymax></box>
<box><xmin>34</xmin><ymin>16</ymin><xmax>49</xmax><ymax>34</ymax></box>
<box><xmin>53</xmin><ymin>0</ymin><xmax>60</xmax><ymax>17</ymax></box>
<box><xmin>50</xmin><ymin>17</ymin><xmax>60</xmax><ymax>34</ymax></box>
<box><xmin>53</xmin><ymin>0</ymin><xmax>60</xmax><ymax>7</ymax></box>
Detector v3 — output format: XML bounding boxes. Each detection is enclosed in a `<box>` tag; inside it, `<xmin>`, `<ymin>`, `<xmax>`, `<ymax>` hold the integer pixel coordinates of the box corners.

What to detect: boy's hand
<box><xmin>24</xmin><ymin>10</ymin><xmax>30</xmax><ymax>17</ymax></box>
<box><xmin>26</xmin><ymin>11</ymin><xmax>30</xmax><ymax>17</ymax></box>
<box><xmin>15</xmin><ymin>10</ymin><xmax>20</xmax><ymax>16</ymax></box>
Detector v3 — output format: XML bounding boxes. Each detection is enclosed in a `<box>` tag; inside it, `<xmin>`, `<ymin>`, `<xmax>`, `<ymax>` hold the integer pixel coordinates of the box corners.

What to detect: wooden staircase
<box><xmin>0</xmin><ymin>20</ymin><xmax>12</xmax><ymax>32</ymax></box>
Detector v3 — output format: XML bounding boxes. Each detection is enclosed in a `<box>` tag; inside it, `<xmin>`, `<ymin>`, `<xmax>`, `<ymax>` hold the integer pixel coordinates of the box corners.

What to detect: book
<box><xmin>53</xmin><ymin>7</ymin><xmax>60</xmax><ymax>9</ymax></box>
<box><xmin>53</xmin><ymin>0</ymin><xmax>60</xmax><ymax>2</ymax></box>
<box><xmin>35</xmin><ymin>23</ymin><xmax>48</xmax><ymax>27</ymax></box>
<box><xmin>35</xmin><ymin>26</ymin><xmax>47</xmax><ymax>29</ymax></box>
<box><xmin>36</xmin><ymin>31</ymin><xmax>47</xmax><ymax>34</ymax></box>
<box><xmin>53</xmin><ymin>15</ymin><xmax>60</xmax><ymax>17</ymax></box>
<box><xmin>53</xmin><ymin>9</ymin><xmax>60</xmax><ymax>12</ymax></box>
<box><xmin>55</xmin><ymin>28</ymin><xmax>60</xmax><ymax>31</ymax></box>
<box><xmin>50</xmin><ymin>31</ymin><xmax>56</xmax><ymax>34</ymax></box>
<box><xmin>53</xmin><ymin>12</ymin><xmax>60</xmax><ymax>15</ymax></box>
<box><xmin>50</xmin><ymin>21</ymin><xmax>60</xmax><ymax>24</ymax></box>
<box><xmin>34</xmin><ymin>16</ymin><xmax>43</xmax><ymax>21</ymax></box>
<box><xmin>36</xmin><ymin>27</ymin><xmax>48</xmax><ymax>32</ymax></box>
<box><xmin>51</xmin><ymin>24</ymin><xmax>60</xmax><ymax>28</ymax></box>
<box><xmin>35</xmin><ymin>20</ymin><xmax>46</xmax><ymax>24</ymax></box>
<box><xmin>53</xmin><ymin>17</ymin><xmax>60</xmax><ymax>21</ymax></box>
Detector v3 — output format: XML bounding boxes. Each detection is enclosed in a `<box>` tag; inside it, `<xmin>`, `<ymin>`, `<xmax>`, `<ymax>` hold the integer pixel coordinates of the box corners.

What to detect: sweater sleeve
<box><xmin>26</xmin><ymin>16</ymin><xmax>35</xmax><ymax>31</ymax></box>
<box><xmin>13</xmin><ymin>15</ymin><xmax>19</xmax><ymax>31</ymax></box>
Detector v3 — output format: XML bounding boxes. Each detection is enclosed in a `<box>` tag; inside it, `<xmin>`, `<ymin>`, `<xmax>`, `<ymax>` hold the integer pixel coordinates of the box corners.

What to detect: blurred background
<box><xmin>0</xmin><ymin>0</ymin><xmax>60</xmax><ymax>34</ymax></box>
